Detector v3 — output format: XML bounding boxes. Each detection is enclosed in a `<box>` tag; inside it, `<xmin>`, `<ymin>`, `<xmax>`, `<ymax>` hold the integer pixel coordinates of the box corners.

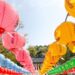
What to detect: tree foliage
<box><xmin>27</xmin><ymin>45</ymin><xmax>48</xmax><ymax>58</ymax></box>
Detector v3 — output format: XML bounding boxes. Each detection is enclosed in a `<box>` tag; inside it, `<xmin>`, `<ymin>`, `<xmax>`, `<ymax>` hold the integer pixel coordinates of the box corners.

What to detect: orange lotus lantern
<box><xmin>65</xmin><ymin>0</ymin><xmax>75</xmax><ymax>17</ymax></box>
<box><xmin>54</xmin><ymin>22</ymin><xmax>75</xmax><ymax>45</ymax></box>
<box><xmin>48</xmin><ymin>42</ymin><xmax>67</xmax><ymax>56</ymax></box>
<box><xmin>40</xmin><ymin>42</ymin><xmax>67</xmax><ymax>75</ymax></box>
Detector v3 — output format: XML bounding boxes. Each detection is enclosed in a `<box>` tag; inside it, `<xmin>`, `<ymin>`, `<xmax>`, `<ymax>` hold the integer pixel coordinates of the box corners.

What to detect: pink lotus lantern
<box><xmin>0</xmin><ymin>1</ymin><xmax>19</xmax><ymax>37</ymax></box>
<box><xmin>15</xmin><ymin>49</ymin><xmax>35</xmax><ymax>74</ymax></box>
<box><xmin>2</xmin><ymin>32</ymin><xmax>25</xmax><ymax>52</ymax></box>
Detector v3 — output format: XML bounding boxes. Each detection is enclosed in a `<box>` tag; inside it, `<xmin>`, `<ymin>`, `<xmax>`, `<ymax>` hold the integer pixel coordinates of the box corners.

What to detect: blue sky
<box><xmin>6</xmin><ymin>0</ymin><xmax>75</xmax><ymax>47</ymax></box>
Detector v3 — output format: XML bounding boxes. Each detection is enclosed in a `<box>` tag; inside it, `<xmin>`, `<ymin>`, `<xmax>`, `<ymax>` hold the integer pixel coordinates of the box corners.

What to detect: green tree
<box><xmin>28</xmin><ymin>45</ymin><xmax>48</xmax><ymax>58</ymax></box>
<box><xmin>28</xmin><ymin>46</ymin><xmax>37</xmax><ymax>57</ymax></box>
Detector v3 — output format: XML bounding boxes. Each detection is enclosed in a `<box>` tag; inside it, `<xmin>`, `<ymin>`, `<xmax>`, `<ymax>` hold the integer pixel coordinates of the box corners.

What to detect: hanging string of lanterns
<box><xmin>40</xmin><ymin>0</ymin><xmax>75</xmax><ymax>75</ymax></box>
<box><xmin>0</xmin><ymin>0</ymin><xmax>35</xmax><ymax>75</ymax></box>
<box><xmin>2</xmin><ymin>32</ymin><xmax>35</xmax><ymax>74</ymax></box>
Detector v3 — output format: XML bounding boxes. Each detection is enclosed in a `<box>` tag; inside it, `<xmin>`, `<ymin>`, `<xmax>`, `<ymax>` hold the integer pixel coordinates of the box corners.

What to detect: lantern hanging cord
<box><xmin>1</xmin><ymin>2</ymin><xmax>6</xmax><ymax>26</ymax></box>
<box><xmin>65</xmin><ymin>13</ymin><xmax>69</xmax><ymax>22</ymax></box>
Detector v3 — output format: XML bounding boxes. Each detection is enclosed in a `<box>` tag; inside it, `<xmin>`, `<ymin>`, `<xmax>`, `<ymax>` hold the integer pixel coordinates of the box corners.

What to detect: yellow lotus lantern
<box><xmin>54</xmin><ymin>22</ymin><xmax>75</xmax><ymax>45</ymax></box>
<box><xmin>40</xmin><ymin>55</ymin><xmax>59</xmax><ymax>75</ymax></box>
<box><xmin>68</xmin><ymin>41</ymin><xmax>75</xmax><ymax>53</ymax></box>
<box><xmin>40</xmin><ymin>42</ymin><xmax>67</xmax><ymax>75</ymax></box>
<box><xmin>65</xmin><ymin>0</ymin><xmax>75</xmax><ymax>17</ymax></box>
<box><xmin>40</xmin><ymin>1</ymin><xmax>75</xmax><ymax>75</ymax></box>
<box><xmin>48</xmin><ymin>42</ymin><xmax>67</xmax><ymax>56</ymax></box>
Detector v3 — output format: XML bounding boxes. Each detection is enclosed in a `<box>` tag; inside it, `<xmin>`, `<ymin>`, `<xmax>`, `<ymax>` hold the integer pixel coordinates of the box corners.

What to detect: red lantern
<box><xmin>2</xmin><ymin>32</ymin><xmax>25</xmax><ymax>52</ymax></box>
<box><xmin>0</xmin><ymin>1</ymin><xmax>19</xmax><ymax>37</ymax></box>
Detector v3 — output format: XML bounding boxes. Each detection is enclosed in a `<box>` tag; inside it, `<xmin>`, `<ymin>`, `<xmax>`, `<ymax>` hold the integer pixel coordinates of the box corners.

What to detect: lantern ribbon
<box><xmin>0</xmin><ymin>66</ymin><xmax>22</xmax><ymax>75</ymax></box>
<box><xmin>0</xmin><ymin>54</ymin><xmax>31</xmax><ymax>74</ymax></box>
<box><xmin>47</xmin><ymin>57</ymin><xmax>75</xmax><ymax>75</ymax></box>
